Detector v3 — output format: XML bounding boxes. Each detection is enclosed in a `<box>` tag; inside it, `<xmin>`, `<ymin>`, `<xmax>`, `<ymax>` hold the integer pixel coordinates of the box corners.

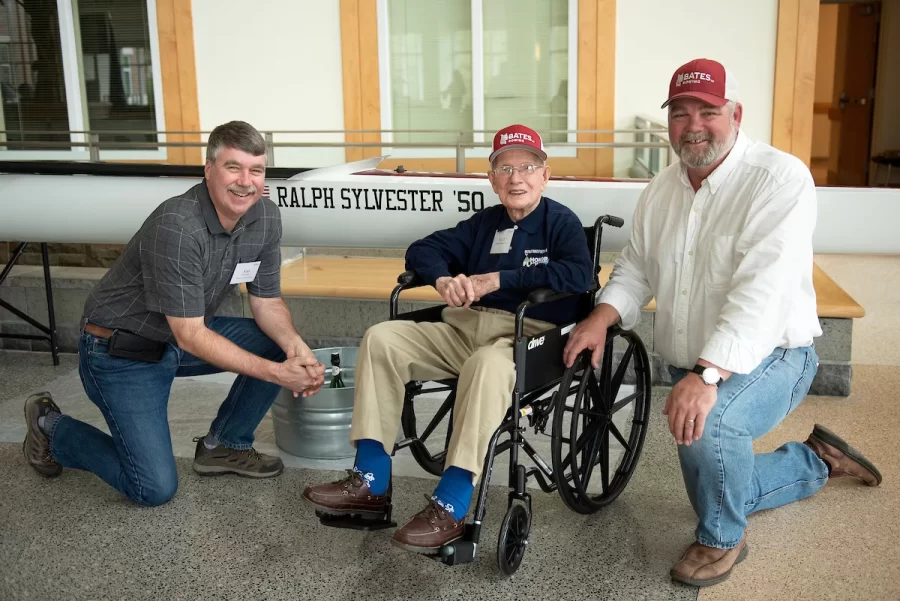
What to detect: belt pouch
<box><xmin>107</xmin><ymin>330</ymin><xmax>165</xmax><ymax>363</ymax></box>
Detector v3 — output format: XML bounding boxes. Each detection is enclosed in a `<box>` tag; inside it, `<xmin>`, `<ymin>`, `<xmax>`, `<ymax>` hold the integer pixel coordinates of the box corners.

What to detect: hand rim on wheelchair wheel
<box><xmin>551</xmin><ymin>327</ymin><xmax>652</xmax><ymax>514</ymax></box>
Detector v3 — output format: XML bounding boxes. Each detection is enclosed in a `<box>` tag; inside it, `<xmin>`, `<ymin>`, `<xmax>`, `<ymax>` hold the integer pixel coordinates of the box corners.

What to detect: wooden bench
<box><xmin>257</xmin><ymin>255</ymin><xmax>861</xmax><ymax>396</ymax></box>
<box><xmin>270</xmin><ymin>256</ymin><xmax>865</xmax><ymax>320</ymax></box>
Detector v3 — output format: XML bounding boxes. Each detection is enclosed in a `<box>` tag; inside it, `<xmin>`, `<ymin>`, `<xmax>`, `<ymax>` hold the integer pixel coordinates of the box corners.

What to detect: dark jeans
<box><xmin>48</xmin><ymin>317</ymin><xmax>285</xmax><ymax>506</ymax></box>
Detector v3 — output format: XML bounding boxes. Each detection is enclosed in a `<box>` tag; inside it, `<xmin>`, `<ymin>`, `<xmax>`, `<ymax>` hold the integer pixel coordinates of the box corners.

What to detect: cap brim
<box><xmin>661</xmin><ymin>91</ymin><xmax>729</xmax><ymax>109</ymax></box>
<box><xmin>489</xmin><ymin>144</ymin><xmax>548</xmax><ymax>164</ymax></box>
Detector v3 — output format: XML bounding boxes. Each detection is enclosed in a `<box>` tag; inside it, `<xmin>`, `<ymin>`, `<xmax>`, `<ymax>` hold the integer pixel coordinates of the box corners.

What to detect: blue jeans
<box><xmin>48</xmin><ymin>317</ymin><xmax>286</xmax><ymax>507</ymax></box>
<box><xmin>669</xmin><ymin>346</ymin><xmax>827</xmax><ymax>549</ymax></box>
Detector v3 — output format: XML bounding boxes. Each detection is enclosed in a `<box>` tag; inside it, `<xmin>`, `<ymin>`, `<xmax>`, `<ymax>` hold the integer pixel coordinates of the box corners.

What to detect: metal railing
<box><xmin>0</xmin><ymin>124</ymin><xmax>673</xmax><ymax>175</ymax></box>
<box><xmin>631</xmin><ymin>115</ymin><xmax>673</xmax><ymax>177</ymax></box>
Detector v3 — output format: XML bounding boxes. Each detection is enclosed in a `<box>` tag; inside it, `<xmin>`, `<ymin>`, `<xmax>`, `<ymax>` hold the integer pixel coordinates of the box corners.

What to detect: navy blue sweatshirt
<box><xmin>405</xmin><ymin>197</ymin><xmax>593</xmax><ymax>325</ymax></box>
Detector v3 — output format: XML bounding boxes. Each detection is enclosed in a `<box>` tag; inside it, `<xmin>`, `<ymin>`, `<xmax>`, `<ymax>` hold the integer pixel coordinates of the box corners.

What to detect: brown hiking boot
<box><xmin>23</xmin><ymin>392</ymin><xmax>62</xmax><ymax>477</ymax></box>
<box><xmin>390</xmin><ymin>496</ymin><xmax>466</xmax><ymax>554</ymax></box>
<box><xmin>302</xmin><ymin>469</ymin><xmax>391</xmax><ymax>517</ymax></box>
<box><xmin>804</xmin><ymin>424</ymin><xmax>882</xmax><ymax>486</ymax></box>
<box><xmin>191</xmin><ymin>437</ymin><xmax>284</xmax><ymax>478</ymax></box>
<box><xmin>670</xmin><ymin>537</ymin><xmax>749</xmax><ymax>587</ymax></box>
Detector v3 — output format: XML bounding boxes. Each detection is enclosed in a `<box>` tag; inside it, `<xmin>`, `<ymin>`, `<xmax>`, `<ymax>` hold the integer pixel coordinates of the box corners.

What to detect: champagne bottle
<box><xmin>329</xmin><ymin>352</ymin><xmax>345</xmax><ymax>388</ymax></box>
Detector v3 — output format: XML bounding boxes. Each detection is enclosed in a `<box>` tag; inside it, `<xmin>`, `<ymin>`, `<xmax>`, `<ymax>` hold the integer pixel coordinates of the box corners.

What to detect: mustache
<box><xmin>679</xmin><ymin>131</ymin><xmax>713</xmax><ymax>145</ymax></box>
<box><xmin>227</xmin><ymin>185</ymin><xmax>257</xmax><ymax>195</ymax></box>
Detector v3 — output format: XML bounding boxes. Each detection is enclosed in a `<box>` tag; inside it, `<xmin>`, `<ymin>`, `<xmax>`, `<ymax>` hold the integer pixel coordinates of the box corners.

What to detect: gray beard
<box><xmin>675</xmin><ymin>126</ymin><xmax>737</xmax><ymax>169</ymax></box>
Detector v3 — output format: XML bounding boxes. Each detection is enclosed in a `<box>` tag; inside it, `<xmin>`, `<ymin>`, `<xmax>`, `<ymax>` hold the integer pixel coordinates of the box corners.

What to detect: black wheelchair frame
<box><xmin>316</xmin><ymin>214</ymin><xmax>653</xmax><ymax>575</ymax></box>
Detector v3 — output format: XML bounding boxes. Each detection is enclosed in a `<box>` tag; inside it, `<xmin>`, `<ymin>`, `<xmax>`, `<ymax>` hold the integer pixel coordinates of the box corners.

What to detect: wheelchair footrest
<box><xmin>434</xmin><ymin>540</ymin><xmax>477</xmax><ymax>566</ymax></box>
<box><xmin>429</xmin><ymin>524</ymin><xmax>479</xmax><ymax>566</ymax></box>
<box><xmin>315</xmin><ymin>507</ymin><xmax>397</xmax><ymax>531</ymax></box>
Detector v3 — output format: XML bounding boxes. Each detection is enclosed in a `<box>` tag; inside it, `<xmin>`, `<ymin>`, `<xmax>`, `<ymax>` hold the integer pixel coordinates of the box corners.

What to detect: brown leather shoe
<box><xmin>302</xmin><ymin>469</ymin><xmax>391</xmax><ymax>517</ymax></box>
<box><xmin>670</xmin><ymin>537</ymin><xmax>749</xmax><ymax>587</ymax></box>
<box><xmin>804</xmin><ymin>424</ymin><xmax>882</xmax><ymax>486</ymax></box>
<box><xmin>390</xmin><ymin>496</ymin><xmax>466</xmax><ymax>554</ymax></box>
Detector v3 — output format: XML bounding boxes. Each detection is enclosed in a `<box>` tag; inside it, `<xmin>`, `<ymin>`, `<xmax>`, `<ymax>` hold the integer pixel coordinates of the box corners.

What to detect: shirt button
<box><xmin>678</xmin><ymin>329</ymin><xmax>684</xmax><ymax>334</ymax></box>
<box><xmin>689</xmin><ymin>250</ymin><xmax>694</xmax><ymax>256</ymax></box>
<box><xmin>682</xmin><ymin>290</ymin><xmax>687</xmax><ymax>295</ymax></box>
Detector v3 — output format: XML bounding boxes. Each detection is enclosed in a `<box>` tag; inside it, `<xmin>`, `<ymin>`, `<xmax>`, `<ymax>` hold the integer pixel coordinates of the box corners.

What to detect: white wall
<box><xmin>614</xmin><ymin>0</ymin><xmax>779</xmax><ymax>177</ymax></box>
<box><xmin>191</xmin><ymin>0</ymin><xmax>346</xmax><ymax>169</ymax></box>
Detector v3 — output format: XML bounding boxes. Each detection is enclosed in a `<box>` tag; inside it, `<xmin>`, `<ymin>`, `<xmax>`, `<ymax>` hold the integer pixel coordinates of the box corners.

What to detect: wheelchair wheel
<box><xmin>551</xmin><ymin>327</ymin><xmax>651</xmax><ymax>514</ymax></box>
<box><xmin>400</xmin><ymin>384</ymin><xmax>455</xmax><ymax>477</ymax></box>
<box><xmin>497</xmin><ymin>503</ymin><xmax>530</xmax><ymax>575</ymax></box>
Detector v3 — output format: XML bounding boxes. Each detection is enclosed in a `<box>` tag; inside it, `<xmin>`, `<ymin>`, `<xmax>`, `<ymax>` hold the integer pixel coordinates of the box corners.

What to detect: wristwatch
<box><xmin>692</xmin><ymin>364</ymin><xmax>723</xmax><ymax>387</ymax></box>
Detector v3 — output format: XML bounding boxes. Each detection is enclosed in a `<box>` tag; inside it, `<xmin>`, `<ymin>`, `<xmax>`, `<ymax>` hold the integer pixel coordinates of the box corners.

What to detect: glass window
<box><xmin>381</xmin><ymin>0</ymin><xmax>573</xmax><ymax>155</ymax></box>
<box><xmin>388</xmin><ymin>0</ymin><xmax>472</xmax><ymax>145</ymax></box>
<box><xmin>0</xmin><ymin>1</ymin><xmax>72</xmax><ymax>149</ymax></box>
<box><xmin>77</xmin><ymin>0</ymin><xmax>157</xmax><ymax>149</ymax></box>
<box><xmin>483</xmin><ymin>0</ymin><xmax>568</xmax><ymax>142</ymax></box>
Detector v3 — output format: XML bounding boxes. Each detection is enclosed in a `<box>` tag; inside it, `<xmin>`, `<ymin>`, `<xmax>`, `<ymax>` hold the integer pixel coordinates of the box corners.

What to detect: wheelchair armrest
<box><xmin>514</xmin><ymin>289</ymin><xmax>579</xmax><ymax>341</ymax></box>
<box><xmin>397</xmin><ymin>270</ymin><xmax>425</xmax><ymax>288</ymax></box>
<box><xmin>390</xmin><ymin>270</ymin><xmax>434</xmax><ymax>320</ymax></box>
<box><xmin>525</xmin><ymin>288</ymin><xmax>575</xmax><ymax>305</ymax></box>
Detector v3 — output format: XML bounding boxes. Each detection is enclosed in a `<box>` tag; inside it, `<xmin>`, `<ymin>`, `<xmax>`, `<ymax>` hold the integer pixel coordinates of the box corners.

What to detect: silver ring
<box><xmin>685</xmin><ymin>419</ymin><xmax>695</xmax><ymax>424</ymax></box>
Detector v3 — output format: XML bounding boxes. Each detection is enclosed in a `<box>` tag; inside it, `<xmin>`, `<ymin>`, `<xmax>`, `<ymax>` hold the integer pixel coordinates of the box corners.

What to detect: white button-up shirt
<box><xmin>598</xmin><ymin>130</ymin><xmax>822</xmax><ymax>374</ymax></box>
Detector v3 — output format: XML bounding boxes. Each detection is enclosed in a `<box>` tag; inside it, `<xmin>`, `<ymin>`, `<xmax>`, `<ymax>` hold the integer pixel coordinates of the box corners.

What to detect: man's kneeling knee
<box><xmin>128</xmin><ymin>475</ymin><xmax>178</xmax><ymax>507</ymax></box>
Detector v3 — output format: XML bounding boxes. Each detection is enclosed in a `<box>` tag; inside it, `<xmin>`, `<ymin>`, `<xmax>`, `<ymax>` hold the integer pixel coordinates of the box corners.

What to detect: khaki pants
<box><xmin>349</xmin><ymin>306</ymin><xmax>554</xmax><ymax>480</ymax></box>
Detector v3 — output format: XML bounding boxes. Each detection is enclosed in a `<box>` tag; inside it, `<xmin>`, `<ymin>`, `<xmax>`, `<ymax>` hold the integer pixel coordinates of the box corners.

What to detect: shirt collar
<box><xmin>198</xmin><ymin>180</ymin><xmax>262</xmax><ymax>236</ymax></box>
<box><xmin>198</xmin><ymin>180</ymin><xmax>227</xmax><ymax>235</ymax></box>
<box><xmin>500</xmin><ymin>196</ymin><xmax>546</xmax><ymax>233</ymax></box>
<box><xmin>677</xmin><ymin>129</ymin><xmax>750</xmax><ymax>194</ymax></box>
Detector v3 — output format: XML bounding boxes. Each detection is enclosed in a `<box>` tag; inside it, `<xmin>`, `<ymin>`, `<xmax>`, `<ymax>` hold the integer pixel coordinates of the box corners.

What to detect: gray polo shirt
<box><xmin>83</xmin><ymin>180</ymin><xmax>282</xmax><ymax>343</ymax></box>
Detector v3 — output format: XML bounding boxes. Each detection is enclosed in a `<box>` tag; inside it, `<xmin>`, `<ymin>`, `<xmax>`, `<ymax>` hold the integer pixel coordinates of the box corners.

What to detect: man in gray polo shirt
<box><xmin>22</xmin><ymin>121</ymin><xmax>325</xmax><ymax>506</ymax></box>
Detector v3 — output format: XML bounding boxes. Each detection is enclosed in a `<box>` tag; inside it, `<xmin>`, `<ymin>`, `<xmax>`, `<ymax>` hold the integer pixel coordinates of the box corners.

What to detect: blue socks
<box><xmin>432</xmin><ymin>466</ymin><xmax>474</xmax><ymax>520</ymax></box>
<box><xmin>354</xmin><ymin>439</ymin><xmax>473</xmax><ymax>520</ymax></box>
<box><xmin>354</xmin><ymin>439</ymin><xmax>391</xmax><ymax>495</ymax></box>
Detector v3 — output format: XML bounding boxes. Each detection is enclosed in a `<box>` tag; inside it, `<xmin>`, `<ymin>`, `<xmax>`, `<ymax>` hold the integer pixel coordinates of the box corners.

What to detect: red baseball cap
<box><xmin>661</xmin><ymin>58</ymin><xmax>740</xmax><ymax>109</ymax></box>
<box><xmin>489</xmin><ymin>124</ymin><xmax>547</xmax><ymax>163</ymax></box>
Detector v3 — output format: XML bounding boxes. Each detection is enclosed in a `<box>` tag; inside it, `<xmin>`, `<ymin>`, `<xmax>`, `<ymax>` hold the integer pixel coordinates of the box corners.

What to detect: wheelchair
<box><xmin>315</xmin><ymin>214</ymin><xmax>652</xmax><ymax>575</ymax></box>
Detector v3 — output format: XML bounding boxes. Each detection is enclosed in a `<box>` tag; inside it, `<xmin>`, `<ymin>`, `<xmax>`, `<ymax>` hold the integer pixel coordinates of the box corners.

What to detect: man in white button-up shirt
<box><xmin>564</xmin><ymin>58</ymin><xmax>882</xmax><ymax>587</ymax></box>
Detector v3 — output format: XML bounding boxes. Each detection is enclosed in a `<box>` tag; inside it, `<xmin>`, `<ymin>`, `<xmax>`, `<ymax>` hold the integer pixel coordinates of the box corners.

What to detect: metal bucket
<box><xmin>270</xmin><ymin>346</ymin><xmax>358</xmax><ymax>459</ymax></box>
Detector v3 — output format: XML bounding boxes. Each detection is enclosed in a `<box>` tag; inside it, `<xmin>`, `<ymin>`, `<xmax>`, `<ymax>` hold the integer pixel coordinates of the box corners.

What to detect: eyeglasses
<box><xmin>491</xmin><ymin>164</ymin><xmax>545</xmax><ymax>178</ymax></box>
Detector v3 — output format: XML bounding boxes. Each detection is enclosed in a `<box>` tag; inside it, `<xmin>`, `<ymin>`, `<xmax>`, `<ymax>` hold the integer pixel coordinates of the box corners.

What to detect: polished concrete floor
<box><xmin>1</xmin><ymin>253</ymin><xmax>897</xmax><ymax>601</ymax></box>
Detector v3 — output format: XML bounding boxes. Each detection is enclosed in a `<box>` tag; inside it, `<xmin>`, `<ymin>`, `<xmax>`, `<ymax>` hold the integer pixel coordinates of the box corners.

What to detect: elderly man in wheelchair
<box><xmin>303</xmin><ymin>124</ymin><xmax>650</xmax><ymax>572</ymax></box>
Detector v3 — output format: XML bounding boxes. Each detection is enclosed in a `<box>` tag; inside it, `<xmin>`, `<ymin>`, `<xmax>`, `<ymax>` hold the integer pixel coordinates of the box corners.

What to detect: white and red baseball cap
<box><xmin>661</xmin><ymin>58</ymin><xmax>740</xmax><ymax>108</ymax></box>
<box><xmin>489</xmin><ymin>124</ymin><xmax>547</xmax><ymax>163</ymax></box>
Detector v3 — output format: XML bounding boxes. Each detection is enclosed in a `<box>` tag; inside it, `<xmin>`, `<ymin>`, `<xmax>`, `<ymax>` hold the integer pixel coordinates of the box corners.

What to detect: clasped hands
<box><xmin>435</xmin><ymin>273</ymin><xmax>500</xmax><ymax>308</ymax></box>
<box><xmin>280</xmin><ymin>340</ymin><xmax>326</xmax><ymax>398</ymax></box>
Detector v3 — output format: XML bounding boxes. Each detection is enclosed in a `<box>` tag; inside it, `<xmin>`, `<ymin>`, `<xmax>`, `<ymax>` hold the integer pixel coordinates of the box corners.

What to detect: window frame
<box><xmin>1</xmin><ymin>0</ymin><xmax>167</xmax><ymax>161</ymax></box>
<box><xmin>376</xmin><ymin>0</ymin><xmax>579</xmax><ymax>159</ymax></box>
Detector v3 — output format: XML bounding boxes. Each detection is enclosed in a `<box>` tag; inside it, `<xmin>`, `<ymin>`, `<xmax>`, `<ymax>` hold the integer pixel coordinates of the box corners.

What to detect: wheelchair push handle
<box><xmin>597</xmin><ymin>214</ymin><xmax>624</xmax><ymax>228</ymax></box>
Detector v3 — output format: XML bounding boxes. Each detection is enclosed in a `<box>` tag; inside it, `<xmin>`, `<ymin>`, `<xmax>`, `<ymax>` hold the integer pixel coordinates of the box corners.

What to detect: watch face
<box><xmin>702</xmin><ymin>368</ymin><xmax>719</xmax><ymax>384</ymax></box>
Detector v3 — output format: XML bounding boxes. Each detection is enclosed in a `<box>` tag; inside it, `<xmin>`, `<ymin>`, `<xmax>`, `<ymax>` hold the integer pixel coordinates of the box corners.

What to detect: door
<box><xmin>833</xmin><ymin>2</ymin><xmax>881</xmax><ymax>186</ymax></box>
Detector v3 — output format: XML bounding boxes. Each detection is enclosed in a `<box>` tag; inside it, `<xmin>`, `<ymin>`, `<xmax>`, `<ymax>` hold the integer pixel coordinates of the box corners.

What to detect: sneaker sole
<box><xmin>300</xmin><ymin>493</ymin><xmax>388</xmax><ymax>518</ymax></box>
<box><xmin>670</xmin><ymin>543</ymin><xmax>749</xmax><ymax>587</ymax></box>
<box><xmin>192</xmin><ymin>463</ymin><xmax>284</xmax><ymax>478</ymax></box>
<box><xmin>811</xmin><ymin>424</ymin><xmax>882</xmax><ymax>485</ymax></box>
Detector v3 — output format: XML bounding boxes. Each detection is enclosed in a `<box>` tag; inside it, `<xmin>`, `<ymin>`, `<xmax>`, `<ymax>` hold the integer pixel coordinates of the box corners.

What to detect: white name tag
<box><xmin>230</xmin><ymin>261</ymin><xmax>261</xmax><ymax>284</ymax></box>
<box><xmin>490</xmin><ymin>227</ymin><xmax>516</xmax><ymax>254</ymax></box>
